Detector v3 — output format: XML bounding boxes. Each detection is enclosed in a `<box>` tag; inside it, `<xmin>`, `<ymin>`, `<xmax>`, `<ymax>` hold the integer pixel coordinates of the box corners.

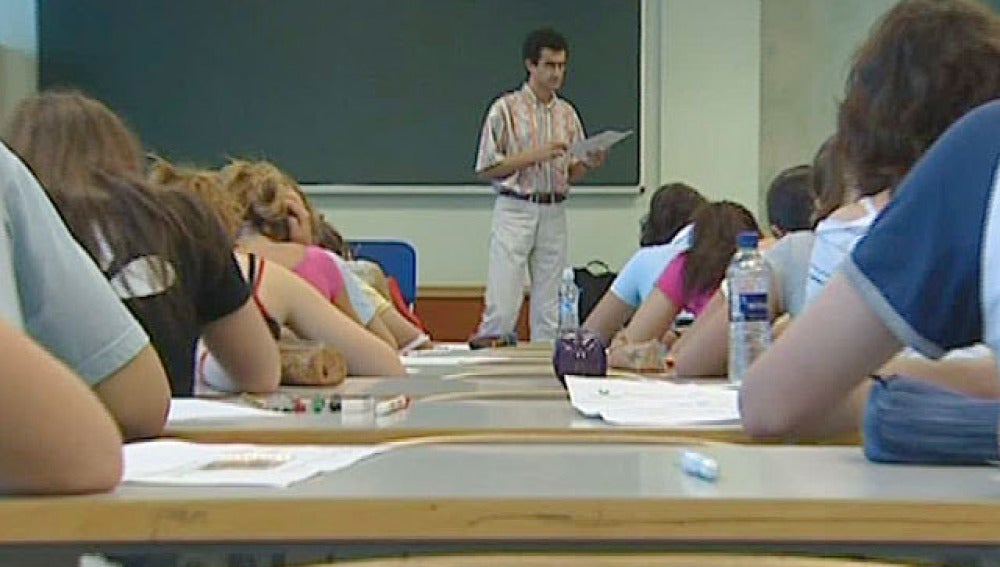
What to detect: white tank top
<box><xmin>804</xmin><ymin>197</ymin><xmax>879</xmax><ymax>304</ymax></box>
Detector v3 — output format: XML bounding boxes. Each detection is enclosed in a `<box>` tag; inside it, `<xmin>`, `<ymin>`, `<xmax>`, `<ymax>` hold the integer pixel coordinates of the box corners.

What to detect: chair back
<box><xmin>350</xmin><ymin>239</ymin><xmax>417</xmax><ymax>307</ymax></box>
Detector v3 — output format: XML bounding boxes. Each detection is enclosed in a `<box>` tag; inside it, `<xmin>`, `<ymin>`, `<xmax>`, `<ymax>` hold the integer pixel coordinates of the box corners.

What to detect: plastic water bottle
<box><xmin>557</xmin><ymin>267</ymin><xmax>580</xmax><ymax>334</ymax></box>
<box><xmin>727</xmin><ymin>231</ymin><xmax>771</xmax><ymax>384</ymax></box>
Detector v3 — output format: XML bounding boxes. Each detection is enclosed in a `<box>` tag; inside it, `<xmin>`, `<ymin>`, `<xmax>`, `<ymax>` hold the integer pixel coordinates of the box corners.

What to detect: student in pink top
<box><xmin>214</xmin><ymin>159</ymin><xmax>399</xmax><ymax>346</ymax></box>
<box><xmin>608</xmin><ymin>201</ymin><xmax>760</xmax><ymax>368</ymax></box>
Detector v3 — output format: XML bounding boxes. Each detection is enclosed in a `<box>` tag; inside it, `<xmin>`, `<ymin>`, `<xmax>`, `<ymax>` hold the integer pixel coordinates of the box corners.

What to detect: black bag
<box><xmin>574</xmin><ymin>260</ymin><xmax>617</xmax><ymax>322</ymax></box>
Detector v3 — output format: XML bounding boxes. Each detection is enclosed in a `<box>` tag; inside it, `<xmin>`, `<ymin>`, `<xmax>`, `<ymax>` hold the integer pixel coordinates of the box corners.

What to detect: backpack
<box><xmin>574</xmin><ymin>260</ymin><xmax>617</xmax><ymax>322</ymax></box>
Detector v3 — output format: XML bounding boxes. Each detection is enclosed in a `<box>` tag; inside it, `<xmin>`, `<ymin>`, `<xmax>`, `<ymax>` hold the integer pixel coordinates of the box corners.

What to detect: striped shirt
<box><xmin>475</xmin><ymin>83</ymin><xmax>585</xmax><ymax>196</ymax></box>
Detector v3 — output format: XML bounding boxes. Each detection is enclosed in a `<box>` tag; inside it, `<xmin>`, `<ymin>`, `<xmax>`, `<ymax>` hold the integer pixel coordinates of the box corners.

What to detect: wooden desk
<box><xmin>166</xmin><ymin>399</ymin><xmax>858</xmax><ymax>445</ymax></box>
<box><xmin>1</xmin><ymin>444</ymin><xmax>997</xmax><ymax>554</ymax></box>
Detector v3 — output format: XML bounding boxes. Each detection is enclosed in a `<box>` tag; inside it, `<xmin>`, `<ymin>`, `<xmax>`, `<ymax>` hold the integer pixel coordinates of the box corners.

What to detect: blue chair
<box><xmin>349</xmin><ymin>239</ymin><xmax>418</xmax><ymax>307</ymax></box>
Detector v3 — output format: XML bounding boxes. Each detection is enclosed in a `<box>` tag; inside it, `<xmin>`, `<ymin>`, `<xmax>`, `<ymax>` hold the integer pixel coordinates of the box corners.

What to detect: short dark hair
<box><xmin>640</xmin><ymin>182</ymin><xmax>706</xmax><ymax>246</ymax></box>
<box><xmin>810</xmin><ymin>135</ymin><xmax>847</xmax><ymax>226</ymax></box>
<box><xmin>766</xmin><ymin>165</ymin><xmax>814</xmax><ymax>234</ymax></box>
<box><xmin>523</xmin><ymin>28</ymin><xmax>569</xmax><ymax>64</ymax></box>
<box><xmin>838</xmin><ymin>0</ymin><xmax>1000</xmax><ymax>197</ymax></box>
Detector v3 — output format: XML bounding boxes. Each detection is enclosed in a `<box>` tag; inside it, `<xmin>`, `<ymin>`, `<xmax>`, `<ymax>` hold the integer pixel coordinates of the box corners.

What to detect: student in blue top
<box><xmin>740</xmin><ymin>0</ymin><xmax>1000</xmax><ymax>439</ymax></box>
<box><xmin>582</xmin><ymin>182</ymin><xmax>705</xmax><ymax>344</ymax></box>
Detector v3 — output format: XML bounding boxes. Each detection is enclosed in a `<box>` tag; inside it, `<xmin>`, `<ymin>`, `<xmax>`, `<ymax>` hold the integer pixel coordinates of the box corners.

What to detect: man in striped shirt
<box><xmin>473</xmin><ymin>28</ymin><xmax>605</xmax><ymax>341</ymax></box>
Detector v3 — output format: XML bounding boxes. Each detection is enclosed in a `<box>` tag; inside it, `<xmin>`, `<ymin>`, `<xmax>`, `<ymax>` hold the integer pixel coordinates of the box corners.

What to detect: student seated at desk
<box><xmin>147</xmin><ymin>161</ymin><xmax>404</xmax><ymax>379</ymax></box>
<box><xmin>313</xmin><ymin>218</ymin><xmax>432</xmax><ymax>353</ymax></box>
<box><xmin>607</xmin><ymin>201</ymin><xmax>759</xmax><ymax>370</ymax></box>
<box><xmin>5</xmin><ymin>91</ymin><xmax>281</xmax><ymax>398</ymax></box>
<box><xmin>217</xmin><ymin>159</ymin><xmax>400</xmax><ymax>350</ymax></box>
<box><xmin>669</xmin><ymin>141</ymin><xmax>842</xmax><ymax>376</ymax></box>
<box><xmin>0</xmin><ymin>321</ymin><xmax>123</xmax><ymax>494</ymax></box>
<box><xmin>583</xmin><ymin>182</ymin><xmax>705</xmax><ymax>345</ymax></box>
<box><xmin>764</xmin><ymin>165</ymin><xmax>815</xmax><ymax>240</ymax></box>
<box><xmin>740</xmin><ymin>0</ymin><xmax>1000</xmax><ymax>439</ymax></box>
<box><xmin>0</xmin><ymin>139</ymin><xmax>168</xmax><ymax>441</ymax></box>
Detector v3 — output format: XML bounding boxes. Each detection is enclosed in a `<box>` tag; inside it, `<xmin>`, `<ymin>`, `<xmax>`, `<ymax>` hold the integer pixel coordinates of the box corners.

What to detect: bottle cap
<box><xmin>562</xmin><ymin>267</ymin><xmax>575</xmax><ymax>281</ymax></box>
<box><xmin>736</xmin><ymin>231</ymin><xmax>758</xmax><ymax>249</ymax></box>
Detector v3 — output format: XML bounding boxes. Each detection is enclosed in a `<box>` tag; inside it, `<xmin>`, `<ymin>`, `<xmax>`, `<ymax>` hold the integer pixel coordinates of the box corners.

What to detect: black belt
<box><xmin>497</xmin><ymin>189</ymin><xmax>566</xmax><ymax>204</ymax></box>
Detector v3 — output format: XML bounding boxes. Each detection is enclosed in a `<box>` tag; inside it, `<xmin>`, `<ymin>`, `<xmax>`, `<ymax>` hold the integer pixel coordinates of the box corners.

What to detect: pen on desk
<box><xmin>680</xmin><ymin>450</ymin><xmax>719</xmax><ymax>482</ymax></box>
<box><xmin>376</xmin><ymin>394</ymin><xmax>411</xmax><ymax>416</ymax></box>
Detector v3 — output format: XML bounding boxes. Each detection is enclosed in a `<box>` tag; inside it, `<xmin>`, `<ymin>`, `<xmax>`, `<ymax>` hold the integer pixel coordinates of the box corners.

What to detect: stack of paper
<box><xmin>123</xmin><ymin>440</ymin><xmax>384</xmax><ymax>487</ymax></box>
<box><xmin>565</xmin><ymin>376</ymin><xmax>739</xmax><ymax>426</ymax></box>
<box><xmin>570</xmin><ymin>129</ymin><xmax>633</xmax><ymax>159</ymax></box>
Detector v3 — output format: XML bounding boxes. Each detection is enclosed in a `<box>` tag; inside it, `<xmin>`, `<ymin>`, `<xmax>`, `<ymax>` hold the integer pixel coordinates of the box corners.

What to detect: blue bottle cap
<box><xmin>736</xmin><ymin>231</ymin><xmax>758</xmax><ymax>249</ymax></box>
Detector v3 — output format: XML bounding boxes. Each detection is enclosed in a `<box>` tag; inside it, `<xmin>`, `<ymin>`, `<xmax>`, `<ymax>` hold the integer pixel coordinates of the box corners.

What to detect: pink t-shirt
<box><xmin>655</xmin><ymin>253</ymin><xmax>714</xmax><ymax>317</ymax></box>
<box><xmin>292</xmin><ymin>245</ymin><xmax>345</xmax><ymax>302</ymax></box>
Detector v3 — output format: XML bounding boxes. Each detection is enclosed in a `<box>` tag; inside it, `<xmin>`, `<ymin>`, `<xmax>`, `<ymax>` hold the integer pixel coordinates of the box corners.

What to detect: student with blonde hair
<box><xmin>217</xmin><ymin>159</ymin><xmax>401</xmax><ymax>349</ymax></box>
<box><xmin>5</xmin><ymin>90</ymin><xmax>280</xmax><ymax>398</ymax></box>
<box><xmin>149</xmin><ymin>160</ymin><xmax>405</xmax><ymax>378</ymax></box>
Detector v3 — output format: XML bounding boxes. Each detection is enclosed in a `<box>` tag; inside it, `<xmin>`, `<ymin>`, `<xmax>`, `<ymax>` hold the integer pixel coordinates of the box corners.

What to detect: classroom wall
<box><xmin>759</xmin><ymin>0</ymin><xmax>895</xmax><ymax>205</ymax></box>
<box><xmin>0</xmin><ymin>0</ymin><xmax>893</xmax><ymax>286</ymax></box>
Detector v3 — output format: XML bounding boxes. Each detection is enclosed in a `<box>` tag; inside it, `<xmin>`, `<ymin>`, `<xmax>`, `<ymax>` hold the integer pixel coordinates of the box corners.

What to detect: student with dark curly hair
<box><xmin>583</xmin><ymin>183</ymin><xmax>705</xmax><ymax>343</ymax></box>
<box><xmin>607</xmin><ymin>201</ymin><xmax>760</xmax><ymax>368</ymax></box>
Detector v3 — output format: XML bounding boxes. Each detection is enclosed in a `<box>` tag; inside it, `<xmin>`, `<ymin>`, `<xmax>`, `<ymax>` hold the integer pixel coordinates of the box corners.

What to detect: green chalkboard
<box><xmin>39</xmin><ymin>0</ymin><xmax>640</xmax><ymax>186</ymax></box>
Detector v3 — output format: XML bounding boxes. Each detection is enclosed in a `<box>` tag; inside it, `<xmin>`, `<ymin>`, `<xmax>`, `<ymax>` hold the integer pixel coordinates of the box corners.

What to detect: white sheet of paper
<box><xmin>570</xmin><ymin>129</ymin><xmax>633</xmax><ymax>159</ymax></box>
<box><xmin>123</xmin><ymin>440</ymin><xmax>384</xmax><ymax>487</ymax></box>
<box><xmin>565</xmin><ymin>375</ymin><xmax>739</xmax><ymax>425</ymax></box>
<box><xmin>401</xmin><ymin>355</ymin><xmax>511</xmax><ymax>367</ymax></box>
<box><xmin>167</xmin><ymin>398</ymin><xmax>281</xmax><ymax>424</ymax></box>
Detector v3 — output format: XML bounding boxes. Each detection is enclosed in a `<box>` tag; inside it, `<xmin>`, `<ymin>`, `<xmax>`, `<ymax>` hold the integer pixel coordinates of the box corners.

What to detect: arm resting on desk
<box><xmin>0</xmin><ymin>320</ymin><xmax>123</xmax><ymax>494</ymax></box>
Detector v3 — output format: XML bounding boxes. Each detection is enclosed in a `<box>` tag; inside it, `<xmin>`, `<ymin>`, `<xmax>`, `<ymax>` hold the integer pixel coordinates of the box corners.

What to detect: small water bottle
<box><xmin>727</xmin><ymin>231</ymin><xmax>771</xmax><ymax>384</ymax></box>
<box><xmin>557</xmin><ymin>267</ymin><xmax>580</xmax><ymax>334</ymax></box>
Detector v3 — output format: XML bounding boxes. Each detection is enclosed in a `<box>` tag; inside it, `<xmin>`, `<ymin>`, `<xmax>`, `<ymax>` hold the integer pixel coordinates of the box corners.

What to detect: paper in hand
<box><xmin>571</xmin><ymin>130</ymin><xmax>633</xmax><ymax>160</ymax></box>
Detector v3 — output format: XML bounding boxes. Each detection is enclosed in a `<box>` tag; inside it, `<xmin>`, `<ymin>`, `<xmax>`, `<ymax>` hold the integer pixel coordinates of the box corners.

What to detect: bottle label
<box><xmin>733</xmin><ymin>292</ymin><xmax>768</xmax><ymax>322</ymax></box>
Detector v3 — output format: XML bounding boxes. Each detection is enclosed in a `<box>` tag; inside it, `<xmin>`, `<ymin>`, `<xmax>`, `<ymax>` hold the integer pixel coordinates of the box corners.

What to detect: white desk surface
<box><xmin>0</xmin><ymin>444</ymin><xmax>997</xmax><ymax>546</ymax></box>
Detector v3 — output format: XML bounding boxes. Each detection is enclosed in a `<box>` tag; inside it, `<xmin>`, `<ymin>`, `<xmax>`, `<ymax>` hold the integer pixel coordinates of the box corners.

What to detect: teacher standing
<box><xmin>472</xmin><ymin>27</ymin><xmax>605</xmax><ymax>342</ymax></box>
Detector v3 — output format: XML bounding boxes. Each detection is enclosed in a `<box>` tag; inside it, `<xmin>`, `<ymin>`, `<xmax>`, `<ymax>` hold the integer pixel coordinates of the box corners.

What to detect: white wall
<box><xmin>759</xmin><ymin>0</ymin><xmax>895</xmax><ymax>200</ymax></box>
<box><xmin>0</xmin><ymin>0</ymin><xmax>894</xmax><ymax>286</ymax></box>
